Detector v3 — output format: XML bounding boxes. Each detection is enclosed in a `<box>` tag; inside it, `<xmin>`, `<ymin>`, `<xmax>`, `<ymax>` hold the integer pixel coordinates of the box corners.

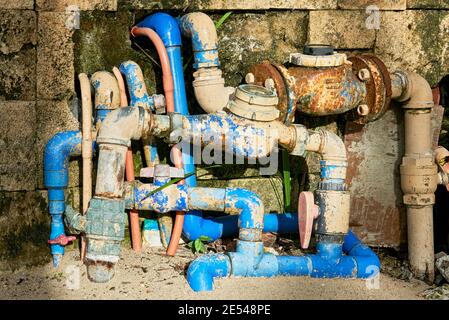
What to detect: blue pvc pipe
<box><xmin>44</xmin><ymin>131</ymin><xmax>86</xmax><ymax>266</ymax></box>
<box><xmin>186</xmin><ymin>254</ymin><xmax>231</xmax><ymax>292</ymax></box>
<box><xmin>136</xmin><ymin>13</ymin><xmax>195</xmax><ymax>185</ymax></box>
<box><xmin>187</xmin><ymin>231</ymin><xmax>380</xmax><ymax>292</ymax></box>
<box><xmin>119</xmin><ymin>61</ymin><xmax>154</xmax><ymax>110</ymax></box>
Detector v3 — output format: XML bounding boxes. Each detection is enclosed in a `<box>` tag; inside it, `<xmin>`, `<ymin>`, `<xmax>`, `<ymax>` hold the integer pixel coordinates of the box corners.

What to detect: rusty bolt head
<box><xmin>264</xmin><ymin>78</ymin><xmax>275</xmax><ymax>91</ymax></box>
<box><xmin>245</xmin><ymin>73</ymin><xmax>255</xmax><ymax>84</ymax></box>
<box><xmin>358</xmin><ymin>68</ymin><xmax>371</xmax><ymax>81</ymax></box>
<box><xmin>357</xmin><ymin>104</ymin><xmax>370</xmax><ymax>116</ymax></box>
<box><xmin>153</xmin><ymin>94</ymin><xmax>166</xmax><ymax>114</ymax></box>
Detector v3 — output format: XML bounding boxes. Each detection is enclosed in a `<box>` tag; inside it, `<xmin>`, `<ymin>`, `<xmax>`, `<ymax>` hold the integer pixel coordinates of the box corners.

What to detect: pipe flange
<box><xmin>227</xmin><ymin>84</ymin><xmax>280</xmax><ymax>122</ymax></box>
<box><xmin>346</xmin><ymin>55</ymin><xmax>392</xmax><ymax>124</ymax></box>
<box><xmin>289</xmin><ymin>52</ymin><xmax>347</xmax><ymax>68</ymax></box>
<box><xmin>248</xmin><ymin>61</ymin><xmax>292</xmax><ymax>123</ymax></box>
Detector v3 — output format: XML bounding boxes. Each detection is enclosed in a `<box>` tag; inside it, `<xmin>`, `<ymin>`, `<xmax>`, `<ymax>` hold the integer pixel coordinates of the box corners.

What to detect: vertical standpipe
<box><xmin>391</xmin><ymin>71</ymin><xmax>438</xmax><ymax>281</ymax></box>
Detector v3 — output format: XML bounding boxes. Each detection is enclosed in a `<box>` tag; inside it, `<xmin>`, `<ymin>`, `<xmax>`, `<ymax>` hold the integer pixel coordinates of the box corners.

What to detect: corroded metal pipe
<box><xmin>391</xmin><ymin>70</ymin><xmax>438</xmax><ymax>282</ymax></box>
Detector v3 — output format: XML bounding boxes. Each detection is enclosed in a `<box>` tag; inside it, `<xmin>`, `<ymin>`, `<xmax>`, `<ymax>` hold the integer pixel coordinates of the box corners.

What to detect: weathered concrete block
<box><xmin>375</xmin><ymin>10</ymin><xmax>449</xmax><ymax>87</ymax></box>
<box><xmin>73</xmin><ymin>10</ymin><xmax>158</xmax><ymax>91</ymax></box>
<box><xmin>0</xmin><ymin>10</ymin><xmax>36</xmax><ymax>55</ymax></box>
<box><xmin>0</xmin><ymin>47</ymin><xmax>36</xmax><ymax>100</ymax></box>
<box><xmin>36</xmin><ymin>0</ymin><xmax>117</xmax><ymax>11</ymax></box>
<box><xmin>0</xmin><ymin>0</ymin><xmax>34</xmax><ymax>10</ymax></box>
<box><xmin>227</xmin><ymin>177</ymin><xmax>284</xmax><ymax>213</ymax></box>
<box><xmin>36</xmin><ymin>100</ymin><xmax>80</xmax><ymax>188</ymax></box>
<box><xmin>0</xmin><ymin>191</ymin><xmax>51</xmax><ymax>270</ymax></box>
<box><xmin>120</xmin><ymin>0</ymin><xmax>192</xmax><ymax>10</ymax></box>
<box><xmin>407</xmin><ymin>0</ymin><xmax>449</xmax><ymax>9</ymax></box>
<box><xmin>37</xmin><ymin>12</ymin><xmax>74</xmax><ymax>100</ymax></box>
<box><xmin>191</xmin><ymin>0</ymin><xmax>336</xmax><ymax>10</ymax></box>
<box><xmin>338</xmin><ymin>0</ymin><xmax>406</xmax><ymax>10</ymax></box>
<box><xmin>271</xmin><ymin>0</ymin><xmax>337</xmax><ymax>9</ymax></box>
<box><xmin>308</xmin><ymin>10</ymin><xmax>376</xmax><ymax>49</ymax></box>
<box><xmin>193</xmin><ymin>0</ymin><xmax>271</xmax><ymax>10</ymax></box>
<box><xmin>216</xmin><ymin>11</ymin><xmax>307</xmax><ymax>87</ymax></box>
<box><xmin>0</xmin><ymin>101</ymin><xmax>37</xmax><ymax>191</ymax></box>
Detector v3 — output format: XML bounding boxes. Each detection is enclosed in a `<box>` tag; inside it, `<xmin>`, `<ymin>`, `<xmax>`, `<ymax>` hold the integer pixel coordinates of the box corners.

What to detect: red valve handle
<box><xmin>48</xmin><ymin>235</ymin><xmax>77</xmax><ymax>246</ymax></box>
<box><xmin>298</xmin><ymin>191</ymin><xmax>319</xmax><ymax>249</ymax></box>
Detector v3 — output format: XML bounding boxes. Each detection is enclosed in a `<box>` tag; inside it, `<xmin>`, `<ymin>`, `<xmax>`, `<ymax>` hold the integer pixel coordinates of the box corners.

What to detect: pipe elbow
<box><xmin>193</xmin><ymin>71</ymin><xmax>234</xmax><ymax>113</ymax></box>
<box><xmin>306</xmin><ymin>130</ymin><xmax>347</xmax><ymax>162</ymax></box>
<box><xmin>119</xmin><ymin>61</ymin><xmax>153</xmax><ymax>109</ymax></box>
<box><xmin>392</xmin><ymin>71</ymin><xmax>434</xmax><ymax>109</ymax></box>
<box><xmin>343</xmin><ymin>230</ymin><xmax>380</xmax><ymax>278</ymax></box>
<box><xmin>135</xmin><ymin>12</ymin><xmax>182</xmax><ymax>47</ymax></box>
<box><xmin>91</xmin><ymin>71</ymin><xmax>120</xmax><ymax>110</ymax></box>
<box><xmin>187</xmin><ymin>254</ymin><xmax>231</xmax><ymax>292</ymax></box>
<box><xmin>179</xmin><ymin>12</ymin><xmax>219</xmax><ymax>68</ymax></box>
<box><xmin>224</xmin><ymin>188</ymin><xmax>264</xmax><ymax>231</ymax></box>
<box><xmin>44</xmin><ymin>131</ymin><xmax>82</xmax><ymax>187</ymax></box>
<box><xmin>96</xmin><ymin>106</ymin><xmax>151</xmax><ymax>146</ymax></box>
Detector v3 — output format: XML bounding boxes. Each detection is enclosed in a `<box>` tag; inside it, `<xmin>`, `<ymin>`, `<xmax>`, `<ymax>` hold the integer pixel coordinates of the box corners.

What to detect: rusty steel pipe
<box><xmin>113</xmin><ymin>67</ymin><xmax>142</xmax><ymax>254</ymax></box>
<box><xmin>79</xmin><ymin>73</ymin><xmax>93</xmax><ymax>261</ymax></box>
<box><xmin>131</xmin><ymin>26</ymin><xmax>185</xmax><ymax>256</ymax></box>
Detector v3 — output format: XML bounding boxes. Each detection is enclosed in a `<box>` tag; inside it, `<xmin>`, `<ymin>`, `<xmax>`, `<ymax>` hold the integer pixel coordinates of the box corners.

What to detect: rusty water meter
<box><xmin>247</xmin><ymin>45</ymin><xmax>392</xmax><ymax>124</ymax></box>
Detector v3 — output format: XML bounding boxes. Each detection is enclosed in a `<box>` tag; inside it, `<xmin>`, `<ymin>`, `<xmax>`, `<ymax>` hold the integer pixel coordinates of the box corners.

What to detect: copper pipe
<box><xmin>78</xmin><ymin>73</ymin><xmax>93</xmax><ymax>261</ymax></box>
<box><xmin>131</xmin><ymin>26</ymin><xmax>184</xmax><ymax>256</ymax></box>
<box><xmin>113</xmin><ymin>67</ymin><xmax>142</xmax><ymax>253</ymax></box>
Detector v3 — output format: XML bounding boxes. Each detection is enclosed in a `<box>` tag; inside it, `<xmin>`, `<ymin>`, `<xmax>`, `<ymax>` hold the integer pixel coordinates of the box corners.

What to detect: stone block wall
<box><xmin>1</xmin><ymin>0</ymin><xmax>448</xmax><ymax>268</ymax></box>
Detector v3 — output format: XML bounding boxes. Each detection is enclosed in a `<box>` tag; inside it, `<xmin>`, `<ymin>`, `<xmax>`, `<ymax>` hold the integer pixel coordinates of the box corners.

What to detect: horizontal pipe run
<box><xmin>187</xmin><ymin>230</ymin><xmax>380</xmax><ymax>292</ymax></box>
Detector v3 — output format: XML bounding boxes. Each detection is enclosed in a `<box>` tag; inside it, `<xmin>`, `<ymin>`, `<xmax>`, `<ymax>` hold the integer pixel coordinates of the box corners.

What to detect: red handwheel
<box><xmin>298</xmin><ymin>191</ymin><xmax>319</xmax><ymax>249</ymax></box>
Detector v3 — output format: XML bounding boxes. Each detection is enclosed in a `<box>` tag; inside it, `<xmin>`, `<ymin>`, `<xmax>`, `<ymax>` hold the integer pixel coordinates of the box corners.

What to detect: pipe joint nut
<box><xmin>288</xmin><ymin>124</ymin><xmax>308</xmax><ymax>156</ymax></box>
<box><xmin>400</xmin><ymin>157</ymin><xmax>438</xmax><ymax>200</ymax></box>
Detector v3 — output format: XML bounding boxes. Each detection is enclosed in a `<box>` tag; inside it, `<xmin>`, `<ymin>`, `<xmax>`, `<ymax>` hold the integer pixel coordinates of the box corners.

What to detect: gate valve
<box><xmin>298</xmin><ymin>191</ymin><xmax>319</xmax><ymax>249</ymax></box>
<box><xmin>48</xmin><ymin>234</ymin><xmax>77</xmax><ymax>246</ymax></box>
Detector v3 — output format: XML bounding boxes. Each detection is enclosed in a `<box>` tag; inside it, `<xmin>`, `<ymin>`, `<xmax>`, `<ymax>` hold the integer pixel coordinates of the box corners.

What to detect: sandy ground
<box><xmin>0</xmin><ymin>244</ymin><xmax>431</xmax><ymax>300</ymax></box>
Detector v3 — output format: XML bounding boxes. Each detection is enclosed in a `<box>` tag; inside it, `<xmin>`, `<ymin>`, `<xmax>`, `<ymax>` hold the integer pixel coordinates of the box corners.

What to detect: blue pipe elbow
<box><xmin>44</xmin><ymin>130</ymin><xmax>96</xmax><ymax>266</ymax></box>
<box><xmin>179</xmin><ymin>12</ymin><xmax>220</xmax><ymax>69</ymax></box>
<box><xmin>119</xmin><ymin>61</ymin><xmax>154</xmax><ymax>110</ymax></box>
<box><xmin>187</xmin><ymin>254</ymin><xmax>231</xmax><ymax>292</ymax></box>
<box><xmin>225</xmin><ymin>188</ymin><xmax>264</xmax><ymax>230</ymax></box>
<box><xmin>44</xmin><ymin>131</ymin><xmax>82</xmax><ymax>263</ymax></box>
<box><xmin>343</xmin><ymin>230</ymin><xmax>380</xmax><ymax>278</ymax></box>
<box><xmin>136</xmin><ymin>12</ymin><xmax>182</xmax><ymax>47</ymax></box>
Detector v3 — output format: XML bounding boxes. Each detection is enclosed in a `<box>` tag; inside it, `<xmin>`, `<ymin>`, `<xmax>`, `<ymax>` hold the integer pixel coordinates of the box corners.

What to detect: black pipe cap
<box><xmin>303</xmin><ymin>44</ymin><xmax>334</xmax><ymax>56</ymax></box>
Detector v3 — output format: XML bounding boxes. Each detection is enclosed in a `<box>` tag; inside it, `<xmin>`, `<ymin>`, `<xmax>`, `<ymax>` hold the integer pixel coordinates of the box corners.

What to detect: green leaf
<box><xmin>194</xmin><ymin>239</ymin><xmax>203</xmax><ymax>252</ymax></box>
<box><xmin>199</xmin><ymin>235</ymin><xmax>212</xmax><ymax>242</ymax></box>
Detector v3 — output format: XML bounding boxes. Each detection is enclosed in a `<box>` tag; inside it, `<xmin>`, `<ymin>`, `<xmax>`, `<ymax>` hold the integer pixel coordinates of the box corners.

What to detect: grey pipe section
<box><xmin>95</xmin><ymin>106</ymin><xmax>152</xmax><ymax>198</ymax></box>
<box><xmin>391</xmin><ymin>70</ymin><xmax>437</xmax><ymax>282</ymax></box>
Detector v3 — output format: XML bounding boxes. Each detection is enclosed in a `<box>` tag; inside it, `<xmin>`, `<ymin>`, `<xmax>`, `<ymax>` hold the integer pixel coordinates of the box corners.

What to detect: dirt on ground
<box><xmin>0</xmin><ymin>243</ymin><xmax>432</xmax><ymax>300</ymax></box>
